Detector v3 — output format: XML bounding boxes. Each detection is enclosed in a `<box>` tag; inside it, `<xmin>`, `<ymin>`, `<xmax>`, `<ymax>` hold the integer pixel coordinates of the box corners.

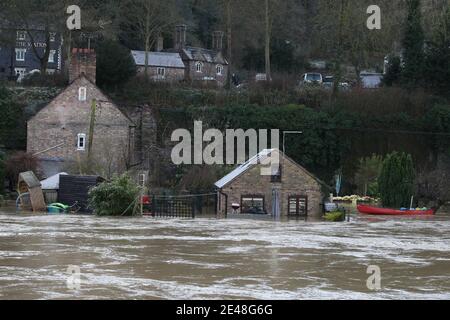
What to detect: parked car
<box><xmin>360</xmin><ymin>72</ymin><xmax>383</xmax><ymax>89</ymax></box>
<box><xmin>300</xmin><ymin>72</ymin><xmax>323</xmax><ymax>86</ymax></box>
<box><xmin>255</xmin><ymin>73</ymin><xmax>268</xmax><ymax>82</ymax></box>
<box><xmin>321</xmin><ymin>75</ymin><xmax>352</xmax><ymax>92</ymax></box>
<box><xmin>322</xmin><ymin>75</ymin><xmax>334</xmax><ymax>89</ymax></box>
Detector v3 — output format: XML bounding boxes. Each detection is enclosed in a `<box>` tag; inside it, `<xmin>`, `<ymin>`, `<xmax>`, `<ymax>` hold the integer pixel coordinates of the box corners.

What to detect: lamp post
<box><xmin>282</xmin><ymin>131</ymin><xmax>303</xmax><ymax>155</ymax></box>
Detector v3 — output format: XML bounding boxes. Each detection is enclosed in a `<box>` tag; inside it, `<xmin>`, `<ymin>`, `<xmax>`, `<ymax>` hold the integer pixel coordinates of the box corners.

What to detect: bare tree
<box><xmin>122</xmin><ymin>0</ymin><xmax>180</xmax><ymax>77</ymax></box>
<box><xmin>2</xmin><ymin>0</ymin><xmax>66</xmax><ymax>74</ymax></box>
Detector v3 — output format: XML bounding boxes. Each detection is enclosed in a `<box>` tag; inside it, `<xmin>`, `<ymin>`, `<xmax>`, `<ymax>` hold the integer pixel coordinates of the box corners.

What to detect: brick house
<box><xmin>170</xmin><ymin>25</ymin><xmax>229</xmax><ymax>86</ymax></box>
<box><xmin>215</xmin><ymin>149</ymin><xmax>327</xmax><ymax>218</ymax></box>
<box><xmin>27</xmin><ymin>48</ymin><xmax>135</xmax><ymax>177</ymax></box>
<box><xmin>131</xmin><ymin>50</ymin><xmax>185</xmax><ymax>82</ymax></box>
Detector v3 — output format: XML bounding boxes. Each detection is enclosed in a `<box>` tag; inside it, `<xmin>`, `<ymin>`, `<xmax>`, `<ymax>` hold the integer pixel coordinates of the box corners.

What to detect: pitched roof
<box><xmin>28</xmin><ymin>75</ymin><xmax>134</xmax><ymax>125</ymax></box>
<box><xmin>215</xmin><ymin>149</ymin><xmax>274</xmax><ymax>189</ymax></box>
<box><xmin>180</xmin><ymin>46</ymin><xmax>228</xmax><ymax>65</ymax></box>
<box><xmin>215</xmin><ymin>149</ymin><xmax>329</xmax><ymax>189</ymax></box>
<box><xmin>131</xmin><ymin>50</ymin><xmax>185</xmax><ymax>68</ymax></box>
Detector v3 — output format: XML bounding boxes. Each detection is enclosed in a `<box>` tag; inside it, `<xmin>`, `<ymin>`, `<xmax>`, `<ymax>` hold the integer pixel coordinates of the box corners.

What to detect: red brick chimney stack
<box><xmin>69</xmin><ymin>48</ymin><xmax>97</xmax><ymax>84</ymax></box>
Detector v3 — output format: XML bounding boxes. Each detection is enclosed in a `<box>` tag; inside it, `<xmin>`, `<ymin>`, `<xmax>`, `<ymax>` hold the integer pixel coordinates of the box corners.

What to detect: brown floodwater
<box><xmin>0</xmin><ymin>209</ymin><xmax>449</xmax><ymax>300</ymax></box>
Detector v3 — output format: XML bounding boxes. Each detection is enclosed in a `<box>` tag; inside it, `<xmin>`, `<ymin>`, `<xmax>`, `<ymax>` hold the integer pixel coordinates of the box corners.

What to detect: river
<box><xmin>0</xmin><ymin>210</ymin><xmax>449</xmax><ymax>300</ymax></box>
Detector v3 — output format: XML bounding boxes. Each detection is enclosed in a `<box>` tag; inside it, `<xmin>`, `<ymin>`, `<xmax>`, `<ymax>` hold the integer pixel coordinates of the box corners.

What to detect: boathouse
<box><xmin>215</xmin><ymin>149</ymin><xmax>327</xmax><ymax>218</ymax></box>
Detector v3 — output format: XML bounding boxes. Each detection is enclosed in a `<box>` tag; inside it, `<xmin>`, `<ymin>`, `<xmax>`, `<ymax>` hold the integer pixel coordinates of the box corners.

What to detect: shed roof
<box><xmin>131</xmin><ymin>50</ymin><xmax>185</xmax><ymax>68</ymax></box>
<box><xmin>40</xmin><ymin>172</ymin><xmax>68</xmax><ymax>190</ymax></box>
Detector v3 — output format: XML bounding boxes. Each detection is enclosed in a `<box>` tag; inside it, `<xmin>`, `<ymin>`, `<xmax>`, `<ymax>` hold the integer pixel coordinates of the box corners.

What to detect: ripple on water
<box><xmin>0</xmin><ymin>213</ymin><xmax>449</xmax><ymax>299</ymax></box>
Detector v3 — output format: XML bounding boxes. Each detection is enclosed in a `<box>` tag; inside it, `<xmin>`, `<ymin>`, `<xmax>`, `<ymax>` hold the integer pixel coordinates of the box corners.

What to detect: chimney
<box><xmin>69</xmin><ymin>48</ymin><xmax>96</xmax><ymax>84</ymax></box>
<box><xmin>156</xmin><ymin>35</ymin><xmax>164</xmax><ymax>52</ymax></box>
<box><xmin>212</xmin><ymin>31</ymin><xmax>224</xmax><ymax>51</ymax></box>
<box><xmin>175</xmin><ymin>24</ymin><xmax>187</xmax><ymax>50</ymax></box>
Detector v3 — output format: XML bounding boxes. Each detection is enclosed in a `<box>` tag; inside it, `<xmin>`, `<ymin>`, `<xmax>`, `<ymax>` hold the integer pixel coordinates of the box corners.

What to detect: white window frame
<box><xmin>77</xmin><ymin>134</ymin><xmax>86</xmax><ymax>151</ymax></box>
<box><xmin>15</xmin><ymin>67</ymin><xmax>26</xmax><ymax>77</ymax></box>
<box><xmin>15</xmin><ymin>48</ymin><xmax>26</xmax><ymax>61</ymax></box>
<box><xmin>216</xmin><ymin>64</ymin><xmax>223</xmax><ymax>75</ymax></box>
<box><xmin>195</xmin><ymin>62</ymin><xmax>203</xmax><ymax>73</ymax></box>
<box><xmin>78</xmin><ymin>87</ymin><xmax>87</xmax><ymax>101</ymax></box>
<box><xmin>157</xmin><ymin>67</ymin><xmax>166</xmax><ymax>77</ymax></box>
<box><xmin>48</xmin><ymin>50</ymin><xmax>56</xmax><ymax>63</ymax></box>
<box><xmin>17</xmin><ymin>31</ymin><xmax>26</xmax><ymax>41</ymax></box>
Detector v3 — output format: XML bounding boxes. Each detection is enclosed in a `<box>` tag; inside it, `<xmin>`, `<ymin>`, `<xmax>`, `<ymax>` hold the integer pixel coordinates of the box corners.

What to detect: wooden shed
<box><xmin>58</xmin><ymin>175</ymin><xmax>105</xmax><ymax>213</ymax></box>
<box><xmin>17</xmin><ymin>171</ymin><xmax>46</xmax><ymax>212</ymax></box>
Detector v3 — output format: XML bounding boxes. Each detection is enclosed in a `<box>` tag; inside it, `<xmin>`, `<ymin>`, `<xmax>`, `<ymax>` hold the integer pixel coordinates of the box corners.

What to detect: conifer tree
<box><xmin>378</xmin><ymin>152</ymin><xmax>416</xmax><ymax>208</ymax></box>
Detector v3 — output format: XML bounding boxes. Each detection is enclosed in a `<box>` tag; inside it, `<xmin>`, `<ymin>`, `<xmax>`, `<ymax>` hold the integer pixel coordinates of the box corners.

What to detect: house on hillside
<box><xmin>131</xmin><ymin>50</ymin><xmax>185</xmax><ymax>82</ymax></box>
<box><xmin>215</xmin><ymin>149</ymin><xmax>327</xmax><ymax>218</ymax></box>
<box><xmin>0</xmin><ymin>17</ymin><xmax>63</xmax><ymax>81</ymax></box>
<box><xmin>172</xmin><ymin>26</ymin><xmax>228</xmax><ymax>86</ymax></box>
<box><xmin>131</xmin><ymin>25</ymin><xmax>229</xmax><ymax>86</ymax></box>
<box><xmin>27</xmin><ymin>48</ymin><xmax>136</xmax><ymax>177</ymax></box>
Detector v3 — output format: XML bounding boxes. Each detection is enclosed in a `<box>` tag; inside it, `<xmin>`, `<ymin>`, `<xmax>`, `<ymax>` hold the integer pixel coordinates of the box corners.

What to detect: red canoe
<box><xmin>357</xmin><ymin>205</ymin><xmax>435</xmax><ymax>216</ymax></box>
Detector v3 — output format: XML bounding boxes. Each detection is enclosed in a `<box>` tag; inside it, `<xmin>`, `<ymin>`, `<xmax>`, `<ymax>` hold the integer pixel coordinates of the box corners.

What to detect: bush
<box><xmin>0</xmin><ymin>86</ymin><xmax>25</xmax><ymax>149</ymax></box>
<box><xmin>378</xmin><ymin>152</ymin><xmax>415</xmax><ymax>208</ymax></box>
<box><xmin>4</xmin><ymin>152</ymin><xmax>39</xmax><ymax>189</ymax></box>
<box><xmin>21</xmin><ymin>73</ymin><xmax>68</xmax><ymax>87</ymax></box>
<box><xmin>324</xmin><ymin>211</ymin><xmax>346</xmax><ymax>222</ymax></box>
<box><xmin>88</xmin><ymin>174</ymin><xmax>140</xmax><ymax>216</ymax></box>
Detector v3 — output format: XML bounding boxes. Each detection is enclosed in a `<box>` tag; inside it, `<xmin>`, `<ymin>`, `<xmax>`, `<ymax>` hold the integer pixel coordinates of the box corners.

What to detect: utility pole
<box><xmin>87</xmin><ymin>99</ymin><xmax>97</xmax><ymax>162</ymax></box>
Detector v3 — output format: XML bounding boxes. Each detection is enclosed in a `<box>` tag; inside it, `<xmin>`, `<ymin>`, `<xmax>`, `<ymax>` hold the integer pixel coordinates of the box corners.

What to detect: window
<box><xmin>195</xmin><ymin>62</ymin><xmax>203</xmax><ymax>73</ymax></box>
<box><xmin>49</xmin><ymin>32</ymin><xmax>56</xmax><ymax>42</ymax></box>
<box><xmin>216</xmin><ymin>64</ymin><xmax>223</xmax><ymax>75</ymax></box>
<box><xmin>77</xmin><ymin>134</ymin><xmax>86</xmax><ymax>151</ymax></box>
<box><xmin>157</xmin><ymin>67</ymin><xmax>165</xmax><ymax>77</ymax></box>
<box><xmin>15</xmin><ymin>48</ymin><xmax>26</xmax><ymax>61</ymax></box>
<box><xmin>241</xmin><ymin>196</ymin><xmax>265</xmax><ymax>215</ymax></box>
<box><xmin>288</xmin><ymin>196</ymin><xmax>308</xmax><ymax>217</ymax></box>
<box><xmin>15</xmin><ymin>68</ymin><xmax>26</xmax><ymax>78</ymax></box>
<box><xmin>78</xmin><ymin>87</ymin><xmax>87</xmax><ymax>101</ymax></box>
<box><xmin>48</xmin><ymin>50</ymin><xmax>56</xmax><ymax>63</ymax></box>
<box><xmin>17</xmin><ymin>31</ymin><xmax>26</xmax><ymax>40</ymax></box>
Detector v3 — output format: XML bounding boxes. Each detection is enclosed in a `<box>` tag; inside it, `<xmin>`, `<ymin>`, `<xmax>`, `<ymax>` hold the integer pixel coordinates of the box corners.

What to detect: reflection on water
<box><xmin>0</xmin><ymin>210</ymin><xmax>449</xmax><ymax>300</ymax></box>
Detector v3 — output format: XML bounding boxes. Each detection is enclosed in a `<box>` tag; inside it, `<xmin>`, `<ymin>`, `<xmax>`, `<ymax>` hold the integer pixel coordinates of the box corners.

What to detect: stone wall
<box><xmin>218</xmin><ymin>154</ymin><xmax>324</xmax><ymax>217</ymax></box>
<box><xmin>27</xmin><ymin>76</ymin><xmax>132</xmax><ymax>177</ymax></box>
<box><xmin>185</xmin><ymin>61</ymin><xmax>228</xmax><ymax>87</ymax></box>
<box><xmin>136</xmin><ymin>66</ymin><xmax>185</xmax><ymax>82</ymax></box>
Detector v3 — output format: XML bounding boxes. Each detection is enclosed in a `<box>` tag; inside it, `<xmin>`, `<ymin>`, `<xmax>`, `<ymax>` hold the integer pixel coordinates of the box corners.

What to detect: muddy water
<box><xmin>0</xmin><ymin>211</ymin><xmax>449</xmax><ymax>300</ymax></box>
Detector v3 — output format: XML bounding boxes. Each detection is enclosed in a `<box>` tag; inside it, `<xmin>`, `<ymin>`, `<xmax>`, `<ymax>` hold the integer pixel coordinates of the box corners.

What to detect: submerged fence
<box><xmin>145</xmin><ymin>193</ymin><xmax>217</xmax><ymax>218</ymax></box>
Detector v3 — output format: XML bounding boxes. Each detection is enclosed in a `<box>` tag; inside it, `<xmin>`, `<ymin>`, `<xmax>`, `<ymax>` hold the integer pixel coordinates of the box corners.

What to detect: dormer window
<box><xmin>78</xmin><ymin>87</ymin><xmax>87</xmax><ymax>101</ymax></box>
<box><xmin>77</xmin><ymin>133</ymin><xmax>86</xmax><ymax>151</ymax></box>
<box><xmin>216</xmin><ymin>64</ymin><xmax>223</xmax><ymax>75</ymax></box>
<box><xmin>196</xmin><ymin>62</ymin><xmax>203</xmax><ymax>73</ymax></box>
